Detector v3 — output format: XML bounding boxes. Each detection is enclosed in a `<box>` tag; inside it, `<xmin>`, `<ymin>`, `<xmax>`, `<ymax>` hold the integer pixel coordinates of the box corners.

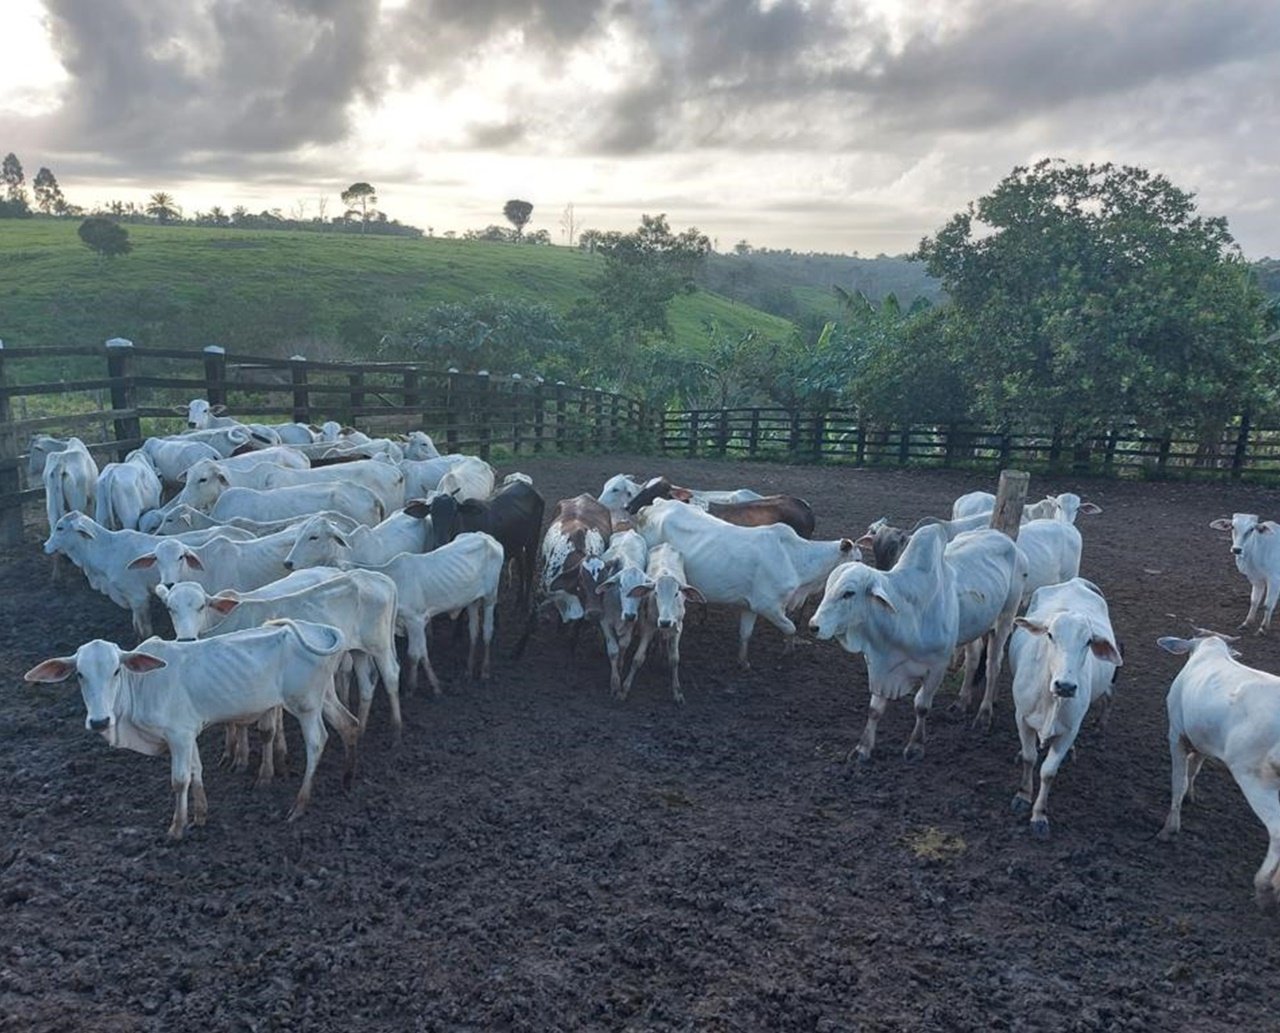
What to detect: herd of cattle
<box><xmin>15</xmin><ymin>400</ymin><xmax>1280</xmax><ymax>907</ymax></box>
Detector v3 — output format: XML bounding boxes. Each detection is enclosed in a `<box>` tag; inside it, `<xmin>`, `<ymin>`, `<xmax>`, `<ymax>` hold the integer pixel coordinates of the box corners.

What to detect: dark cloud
<box><xmin>465</xmin><ymin>118</ymin><xmax>529</xmax><ymax>149</ymax></box>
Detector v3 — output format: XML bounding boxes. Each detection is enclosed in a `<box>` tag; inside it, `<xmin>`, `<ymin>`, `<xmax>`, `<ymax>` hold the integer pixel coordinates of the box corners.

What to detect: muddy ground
<box><xmin>3</xmin><ymin>456</ymin><xmax>1280</xmax><ymax>1032</ymax></box>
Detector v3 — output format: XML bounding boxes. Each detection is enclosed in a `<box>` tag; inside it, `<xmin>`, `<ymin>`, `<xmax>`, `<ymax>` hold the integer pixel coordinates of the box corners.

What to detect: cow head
<box><xmin>44</xmin><ymin>511</ymin><xmax>96</xmax><ymax>557</ymax></box>
<box><xmin>598</xmin><ymin>563</ymin><xmax>653</xmax><ymax>623</ymax></box>
<box><xmin>809</xmin><ymin>562</ymin><xmax>893</xmax><ymax>654</ymax></box>
<box><xmin>1210</xmin><ymin>513</ymin><xmax>1269</xmax><ymax>557</ymax></box>
<box><xmin>128</xmin><ymin>537</ymin><xmax>203</xmax><ymax>589</ymax></box>
<box><xmin>154</xmin><ymin>581</ymin><xmax>238</xmax><ymax>640</ymax></box>
<box><xmin>856</xmin><ymin>518</ymin><xmax>911</xmax><ymax>571</ymax></box>
<box><xmin>176</xmin><ymin>458</ymin><xmax>232</xmax><ymax>511</ymax></box>
<box><xmin>283</xmin><ymin>516</ymin><xmax>349</xmax><ymax>571</ymax></box>
<box><xmin>1015</xmin><ymin>611</ymin><xmax>1122</xmax><ymax>699</ymax></box>
<box><xmin>25</xmin><ymin>639</ymin><xmax>166</xmax><ymax>743</ymax></box>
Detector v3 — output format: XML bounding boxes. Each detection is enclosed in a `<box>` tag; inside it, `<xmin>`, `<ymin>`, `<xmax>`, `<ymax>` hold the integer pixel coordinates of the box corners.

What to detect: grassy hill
<box><xmin>0</xmin><ymin>220</ymin><xmax>795</xmax><ymax>373</ymax></box>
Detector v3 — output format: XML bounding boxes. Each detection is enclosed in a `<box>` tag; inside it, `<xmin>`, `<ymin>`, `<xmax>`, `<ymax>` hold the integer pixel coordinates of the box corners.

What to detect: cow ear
<box><xmin>1089</xmin><ymin>637</ymin><xmax>1123</xmax><ymax>666</ymax></box>
<box><xmin>670</xmin><ymin>486</ymin><xmax>694</xmax><ymax>502</ymax></box>
<box><xmin>171</xmin><ymin>405</ymin><xmax>187</xmax><ymax>415</ymax></box>
<box><xmin>177</xmin><ymin>470</ymin><xmax>189</xmax><ymax>484</ymax></box>
<box><xmin>627</xmin><ymin>583</ymin><xmax>655</xmax><ymax>599</ymax></box>
<box><xmin>212</xmin><ymin>405</ymin><xmax>227</xmax><ymax>415</ymax></box>
<box><xmin>127</xmin><ymin>554</ymin><xmax>157</xmax><ymax>569</ymax></box>
<box><xmin>1208</xmin><ymin>518</ymin><xmax>1232</xmax><ymax>531</ymax></box>
<box><xmin>122</xmin><ymin>652</ymin><xmax>167</xmax><ymax>673</ymax></box>
<box><xmin>1079</xmin><ymin>502</ymin><xmax>1102</xmax><ymax>515</ymax></box>
<box><xmin>1259</xmin><ymin>523</ymin><xmax>1273</xmax><ymax>535</ymax></box>
<box><xmin>1014</xmin><ymin>618</ymin><xmax>1048</xmax><ymax>635</ymax></box>
<box><xmin>869</xmin><ymin>585</ymin><xmax>896</xmax><ymax>612</ymax></box>
<box><xmin>216</xmin><ymin>472</ymin><xmax>230</xmax><ymax>486</ymax></box>
<box><xmin>24</xmin><ymin>657</ymin><xmax>77</xmax><ymax>683</ymax></box>
<box><xmin>855</xmin><ymin>533</ymin><xmax>876</xmax><ymax>549</ymax></box>
<box><xmin>184</xmin><ymin>551</ymin><xmax>204</xmax><ymax>570</ymax></box>
<box><xmin>332</xmin><ymin>532</ymin><xmax>350</xmax><ymax>549</ymax></box>
<box><xmin>154</xmin><ymin>584</ymin><xmax>170</xmax><ymax>603</ymax></box>
<box><xmin>76</xmin><ymin>524</ymin><xmax>96</xmax><ymax>540</ymax></box>
<box><xmin>404</xmin><ymin>499</ymin><xmax>430</xmax><ymax>518</ymax></box>
<box><xmin>839</xmin><ymin>538</ymin><xmax>856</xmax><ymax>555</ymax></box>
<box><xmin>681</xmin><ymin>584</ymin><xmax>706</xmax><ymax>604</ymax></box>
<box><xmin>209</xmin><ymin>596</ymin><xmax>239</xmax><ymax>615</ymax></box>
<box><xmin>1157</xmin><ymin>636</ymin><xmax>1192</xmax><ymax>655</ymax></box>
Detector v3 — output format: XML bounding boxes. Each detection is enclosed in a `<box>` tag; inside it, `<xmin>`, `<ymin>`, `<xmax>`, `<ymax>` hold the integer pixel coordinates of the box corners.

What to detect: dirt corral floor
<box><xmin>4</xmin><ymin>455</ymin><xmax>1280</xmax><ymax>1032</ymax></box>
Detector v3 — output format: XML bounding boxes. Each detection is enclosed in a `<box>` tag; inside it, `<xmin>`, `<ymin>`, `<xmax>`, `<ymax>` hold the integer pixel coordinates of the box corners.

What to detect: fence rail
<box><xmin>0</xmin><ymin>339</ymin><xmax>649</xmax><ymax>546</ymax></box>
<box><xmin>660</xmin><ymin>407</ymin><xmax>1280</xmax><ymax>478</ymax></box>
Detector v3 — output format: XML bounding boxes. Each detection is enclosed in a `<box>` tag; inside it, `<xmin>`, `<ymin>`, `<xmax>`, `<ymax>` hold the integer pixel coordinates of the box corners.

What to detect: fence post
<box><xmin>897</xmin><ymin>424</ymin><xmax>911</xmax><ymax>466</ymax></box>
<box><xmin>445</xmin><ymin>369</ymin><xmax>461</xmax><ymax>453</ymax></box>
<box><xmin>990</xmin><ymin>470</ymin><xmax>1030</xmax><ymax>539</ymax></box>
<box><xmin>689</xmin><ymin>409</ymin><xmax>700</xmax><ymax>458</ymax></box>
<box><xmin>999</xmin><ymin>427</ymin><xmax>1012</xmax><ymax>468</ymax></box>
<box><xmin>748</xmin><ymin>409</ymin><xmax>760</xmax><ymax>458</ymax></box>
<box><xmin>788</xmin><ymin>410</ymin><xmax>801</xmax><ymax>456</ymax></box>
<box><xmin>105</xmin><ymin>337</ymin><xmax>141</xmax><ymax>460</ymax></box>
<box><xmin>1156</xmin><ymin>429</ymin><xmax>1173</xmax><ymax>474</ymax></box>
<box><xmin>812</xmin><ymin>410</ymin><xmax>825</xmax><ymax>461</ymax></box>
<box><xmin>0</xmin><ymin>340</ymin><xmax>23</xmax><ymax>546</ymax></box>
<box><xmin>347</xmin><ymin>369</ymin><xmax>365</xmax><ymax>429</ymax></box>
<box><xmin>1232</xmin><ymin>413</ymin><xmax>1252</xmax><ymax>479</ymax></box>
<box><xmin>555</xmin><ymin>382</ymin><xmax>567</xmax><ymax>451</ymax></box>
<box><xmin>533</xmin><ymin>379</ymin><xmax>546</xmax><ymax>453</ymax></box>
<box><xmin>402</xmin><ymin>368</ymin><xmax>421</xmax><ymax>423</ymax></box>
<box><xmin>290</xmin><ymin>355</ymin><xmax>310</xmax><ymax>424</ymax></box>
<box><xmin>510</xmin><ymin>375</ymin><xmax>524</xmax><ymax>457</ymax></box>
<box><xmin>610</xmin><ymin>393</ymin><xmax>621</xmax><ymax>449</ymax></box>
<box><xmin>592</xmin><ymin>390</ymin><xmax>605</xmax><ymax>446</ymax></box>
<box><xmin>855</xmin><ymin>420</ymin><xmax>866</xmax><ymax>465</ymax></box>
<box><xmin>203</xmin><ymin>345</ymin><xmax>227</xmax><ymax>408</ymax></box>
<box><xmin>1104</xmin><ymin>426</ymin><xmax>1119</xmax><ymax>473</ymax></box>
<box><xmin>718</xmin><ymin>408</ymin><xmax>729</xmax><ymax>457</ymax></box>
<box><xmin>477</xmin><ymin>370</ymin><xmax>492</xmax><ymax>461</ymax></box>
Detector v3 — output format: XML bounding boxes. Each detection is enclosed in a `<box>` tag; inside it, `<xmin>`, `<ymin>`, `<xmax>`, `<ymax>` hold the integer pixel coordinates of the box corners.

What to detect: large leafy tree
<box><xmin>32</xmin><ymin>167</ymin><xmax>65</xmax><ymax>214</ymax></box>
<box><xmin>916</xmin><ymin>159</ymin><xmax>1274</xmax><ymax>433</ymax></box>
<box><xmin>1</xmin><ymin>152</ymin><xmax>29</xmax><ymax>215</ymax></box>
<box><xmin>502</xmin><ymin>199</ymin><xmax>533</xmax><ymax>239</ymax></box>
<box><xmin>341</xmin><ymin>182</ymin><xmax>377</xmax><ymax>232</ymax></box>
<box><xmin>78</xmin><ymin>217</ymin><xmax>132</xmax><ymax>259</ymax></box>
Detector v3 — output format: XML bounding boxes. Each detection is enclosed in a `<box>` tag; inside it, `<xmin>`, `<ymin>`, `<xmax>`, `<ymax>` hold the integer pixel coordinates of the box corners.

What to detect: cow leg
<box><xmin>190</xmin><ymin>745</ymin><xmax>208</xmax><ymax>828</ymax></box>
<box><xmin>167</xmin><ymin>735</ymin><xmax>197</xmax><ymax>840</ymax></box>
<box><xmin>760</xmin><ymin>606</ymin><xmax>798</xmax><ymax>655</ymax></box>
<box><xmin>1158</xmin><ymin>737</ymin><xmax>1195</xmax><ymax>841</ymax></box>
<box><xmin>1241</xmin><ymin>580</ymin><xmax>1264</xmax><ymax>630</ymax></box>
<box><xmin>976</xmin><ymin>624</ymin><xmax>1013</xmax><ymax>733</ymax></box>
<box><xmin>406</xmin><ymin>620</ymin><xmax>441</xmax><ymax>696</ymax></box>
<box><xmin>737</xmin><ymin>610</ymin><xmax>758</xmax><ymax>669</ymax></box>
<box><xmin>231</xmin><ymin>724</ymin><xmax>251</xmax><ymax>773</ymax></box>
<box><xmin>371</xmin><ymin>647</ymin><xmax>403</xmax><ymax>743</ymax></box>
<box><xmin>288</xmin><ymin>708</ymin><xmax>329</xmax><ymax>822</ymax></box>
<box><xmin>666</xmin><ymin>629</ymin><xmax>685</xmax><ymax>705</ymax></box>
<box><xmin>132</xmin><ymin>603</ymin><xmax>152</xmax><ymax>642</ymax></box>
<box><xmin>465</xmin><ymin>601</ymin><xmax>482</xmax><ymax>681</ymax></box>
<box><xmin>1232</xmin><ymin>770</ymin><xmax>1280</xmax><ymax>907</ymax></box>
<box><xmin>219</xmin><ymin>725</ymin><xmax>238</xmax><ymax>768</ymax></box>
<box><xmin>334</xmin><ymin>655</ymin><xmax>354</xmax><ymax>710</ymax></box>
<box><xmin>1184</xmin><ymin>752</ymin><xmax>1207</xmax><ymax>803</ymax></box>
<box><xmin>603</xmin><ymin>623</ymin><xmax>623</xmax><ymax>697</ymax></box>
<box><xmin>904</xmin><ymin>666</ymin><xmax>947</xmax><ymax>761</ymax></box>
<box><xmin>956</xmin><ymin>641</ymin><xmax>982</xmax><ymax>712</ymax></box>
<box><xmin>352</xmin><ymin>653</ymin><xmax>376</xmax><ymax>731</ymax></box>
<box><xmin>254</xmin><ymin>711</ymin><xmax>278</xmax><ymax>789</ymax></box>
<box><xmin>481</xmin><ymin>596</ymin><xmax>496</xmax><ymax>683</ymax></box>
<box><xmin>853</xmin><ymin>693</ymin><xmax>888</xmax><ymax>763</ymax></box>
<box><xmin>322</xmin><ymin>691</ymin><xmax>361</xmax><ymax>789</ymax></box>
<box><xmin>1030</xmin><ymin>730</ymin><xmax>1079</xmax><ymax>839</ymax></box>
<box><xmin>1260</xmin><ymin>579</ymin><xmax>1280</xmax><ymax>635</ymax></box>
<box><xmin>1012</xmin><ymin>713</ymin><xmax>1038</xmax><ymax>816</ymax></box>
<box><xmin>622</xmin><ymin>624</ymin><xmax>655</xmax><ymax>700</ymax></box>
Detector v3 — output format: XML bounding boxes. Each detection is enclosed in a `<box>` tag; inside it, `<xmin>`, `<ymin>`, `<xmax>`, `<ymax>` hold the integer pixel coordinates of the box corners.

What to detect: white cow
<box><xmin>597</xmin><ymin>474</ymin><xmax>763</xmax><ymax>520</ymax></box>
<box><xmin>282</xmin><ymin>512</ymin><xmax>433</xmax><ymax>571</ymax></box>
<box><xmin>146</xmin><ymin>503</ymin><xmax>361</xmax><ymax>539</ymax></box>
<box><xmin>169</xmin><ymin>425</ymin><xmax>254</xmax><ymax>457</ymax></box>
<box><xmin>400</xmin><ymin>455</ymin><xmax>470</xmax><ymax>499</ymax></box>
<box><xmin>403</xmin><ymin>431</ymin><xmax>440</xmax><ymax>460</ymax></box>
<box><xmin>179</xmin><ymin>399</ymin><xmax>236</xmax><ymax>430</ymax></box>
<box><xmin>810</xmin><ymin>524</ymin><xmax>1025</xmax><ymax>761</ymax></box>
<box><xmin>435</xmin><ymin>456</ymin><xmax>496</xmax><ymax>503</ymax></box>
<box><xmin>267</xmin><ymin>422</ymin><xmax>319</xmax><ymax>445</ymax></box>
<box><xmin>1209</xmin><ymin>514</ymin><xmax>1280</xmax><ymax>633</ymax></box>
<box><xmin>350</xmin><ymin>532</ymin><xmax>504</xmax><ymax>695</ymax></box>
<box><xmin>260</xmin><ymin>459</ymin><xmax>406</xmax><ymax>514</ymax></box>
<box><xmin>622</xmin><ymin>543</ymin><xmax>705</xmax><ymax>703</ymax></box>
<box><xmin>42</xmin><ymin>437</ymin><xmax>98</xmax><ymax>534</ymax></box>
<box><xmin>140</xmin><ymin>437</ymin><xmax>223</xmax><ymax>488</ymax></box>
<box><xmin>26</xmin><ymin>434</ymin><xmax>70</xmax><ymax>481</ymax></box>
<box><xmin>952</xmin><ymin>490</ymin><xmax>1101</xmax><ymax>524</ymax></box>
<box><xmin>156</xmin><ymin>569</ymin><xmax>401</xmax><ymax>736</ymax></box>
<box><xmin>95</xmin><ymin>451</ymin><xmax>162</xmax><ymax>531</ymax></box>
<box><xmin>595</xmin><ymin>529</ymin><xmax>651</xmax><ymax>697</ymax></box>
<box><xmin>1156</xmin><ymin>633</ymin><xmax>1280</xmax><ymax>906</ymax></box>
<box><xmin>1014</xmin><ymin>519</ymin><xmax>1083</xmax><ymax>605</ymax></box>
<box><xmin>1009</xmin><ymin>578</ymin><xmax>1123</xmax><ymax>837</ymax></box>
<box><xmin>129</xmin><ymin>525</ymin><xmax>302</xmax><ymax>595</ymax></box>
<box><xmin>633</xmin><ymin>498</ymin><xmax>857</xmax><ymax>668</ymax></box>
<box><xmin>211</xmin><ymin>482</ymin><xmax>384</xmax><ymax>527</ymax></box>
<box><xmin>24</xmin><ymin>619</ymin><xmax>357</xmax><ymax>839</ymax></box>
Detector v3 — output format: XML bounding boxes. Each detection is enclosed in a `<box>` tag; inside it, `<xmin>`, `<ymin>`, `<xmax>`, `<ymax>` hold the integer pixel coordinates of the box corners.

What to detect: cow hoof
<box><xmin>902</xmin><ymin>743</ymin><xmax>925</xmax><ymax>763</ymax></box>
<box><xmin>1011</xmin><ymin>795</ymin><xmax>1032</xmax><ymax>816</ymax></box>
<box><xmin>1156</xmin><ymin>826</ymin><xmax>1178</xmax><ymax>843</ymax></box>
<box><xmin>1257</xmin><ymin>626</ymin><xmax>1269</xmax><ymax>637</ymax></box>
<box><xmin>972</xmin><ymin>709</ymin><xmax>993</xmax><ymax>734</ymax></box>
<box><xmin>253</xmin><ymin>775</ymin><xmax>272</xmax><ymax>791</ymax></box>
<box><xmin>1029</xmin><ymin>818</ymin><xmax>1050</xmax><ymax>840</ymax></box>
<box><xmin>1254</xmin><ymin>886</ymin><xmax>1277</xmax><ymax>912</ymax></box>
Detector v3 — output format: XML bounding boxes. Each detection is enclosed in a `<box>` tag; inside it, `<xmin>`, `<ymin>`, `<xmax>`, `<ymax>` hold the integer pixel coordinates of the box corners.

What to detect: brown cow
<box><xmin>626</xmin><ymin>477</ymin><xmax>816</xmax><ymax>538</ymax></box>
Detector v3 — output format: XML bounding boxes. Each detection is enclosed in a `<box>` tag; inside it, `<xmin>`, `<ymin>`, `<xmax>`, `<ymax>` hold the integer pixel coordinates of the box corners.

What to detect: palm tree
<box><xmin>208</xmin><ymin>205</ymin><xmax>229</xmax><ymax>226</ymax></box>
<box><xmin>146</xmin><ymin>192</ymin><xmax>181</xmax><ymax>224</ymax></box>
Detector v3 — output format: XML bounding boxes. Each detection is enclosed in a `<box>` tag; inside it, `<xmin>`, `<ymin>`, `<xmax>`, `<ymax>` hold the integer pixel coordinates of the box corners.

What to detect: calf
<box><xmin>435</xmin><ymin>456</ymin><xmax>496</xmax><ymax>502</ymax></box>
<box><xmin>598</xmin><ymin>474</ymin><xmax>763</xmax><ymax>520</ymax></box>
<box><xmin>211</xmin><ymin>482</ymin><xmax>384</xmax><ymax>527</ymax></box>
<box><xmin>952</xmin><ymin>490</ymin><xmax>1102</xmax><ymax>524</ymax></box>
<box><xmin>636</xmin><ymin>497</ymin><xmax>857</xmax><ymax>668</ymax></box>
<box><xmin>1210</xmin><ymin>513</ymin><xmax>1280</xmax><ymax>633</ymax></box>
<box><xmin>809</xmin><ymin>524</ymin><xmax>1024</xmax><ymax>760</ymax></box>
<box><xmin>400</xmin><ymin>454</ymin><xmax>469</xmax><ymax>499</ymax></box>
<box><xmin>622</xmin><ymin>543</ymin><xmax>704</xmax><ymax>703</ymax></box>
<box><xmin>43</xmin><ymin>437</ymin><xmax>98</xmax><ymax>536</ymax></box>
<box><xmin>536</xmin><ymin>494</ymin><xmax>613</xmax><ymax>624</ymax></box>
<box><xmin>26</xmin><ymin>434</ymin><xmax>70</xmax><ymax>481</ymax></box>
<box><xmin>626</xmin><ymin>477</ymin><xmax>814</xmax><ymax>538</ymax></box>
<box><xmin>129</xmin><ymin>525</ymin><xmax>301</xmax><ymax>595</ymax></box>
<box><xmin>24</xmin><ymin>619</ymin><xmax>356</xmax><ymax>839</ymax></box>
<box><xmin>260</xmin><ymin>459</ymin><xmax>406</xmax><ymax>515</ymax></box>
<box><xmin>411</xmin><ymin>479</ymin><xmax>545</xmax><ymax>606</ymax></box>
<box><xmin>595</xmin><ymin>529</ymin><xmax>651</xmax><ymax>697</ymax></box>
<box><xmin>352</xmin><ymin>532</ymin><xmax>505</xmax><ymax>694</ymax></box>
<box><xmin>156</xmin><ymin>569</ymin><xmax>401</xmax><ymax>736</ymax></box>
<box><xmin>1156</xmin><ymin>633</ymin><xmax>1280</xmax><ymax>906</ymax></box>
<box><xmin>146</xmin><ymin>503</ymin><xmax>361</xmax><ymax>539</ymax></box>
<box><xmin>1009</xmin><ymin>579</ymin><xmax>1123</xmax><ymax>837</ymax></box>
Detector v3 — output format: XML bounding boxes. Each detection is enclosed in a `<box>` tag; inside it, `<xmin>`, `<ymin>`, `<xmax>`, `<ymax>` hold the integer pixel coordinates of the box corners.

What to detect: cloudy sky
<box><xmin>2</xmin><ymin>0</ymin><xmax>1278</xmax><ymax>257</ymax></box>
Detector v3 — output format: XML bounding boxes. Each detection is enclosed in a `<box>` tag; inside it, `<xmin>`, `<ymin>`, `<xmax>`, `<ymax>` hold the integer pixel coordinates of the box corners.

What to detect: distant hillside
<box><xmin>699</xmin><ymin>249</ymin><xmax>944</xmax><ymax>326</ymax></box>
<box><xmin>0</xmin><ymin>221</ymin><xmax>794</xmax><ymax>376</ymax></box>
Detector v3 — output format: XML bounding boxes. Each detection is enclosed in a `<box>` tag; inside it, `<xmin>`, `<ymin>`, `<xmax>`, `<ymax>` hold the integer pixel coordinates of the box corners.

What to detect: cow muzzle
<box><xmin>1231</xmin><ymin>547</ymin><xmax>1243</xmax><ymax>555</ymax></box>
<box><xmin>88</xmin><ymin>716</ymin><xmax>112</xmax><ymax>732</ymax></box>
<box><xmin>1052</xmin><ymin>680</ymin><xmax>1078</xmax><ymax>699</ymax></box>
<box><xmin>283</xmin><ymin>560</ymin><xmax>295</xmax><ymax>571</ymax></box>
<box><xmin>658</xmin><ymin>619</ymin><xmax>674</xmax><ymax>629</ymax></box>
<box><xmin>187</xmin><ymin>422</ymin><xmax>198</xmax><ymax>429</ymax></box>
<box><xmin>623</xmin><ymin>613</ymin><xmax>637</xmax><ymax>623</ymax></box>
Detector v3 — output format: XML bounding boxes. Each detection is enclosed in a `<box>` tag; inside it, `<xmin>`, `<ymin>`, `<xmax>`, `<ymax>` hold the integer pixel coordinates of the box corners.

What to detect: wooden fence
<box><xmin>660</xmin><ymin>407</ymin><xmax>1280</xmax><ymax>479</ymax></box>
<box><xmin>0</xmin><ymin>339</ymin><xmax>649</xmax><ymax>546</ymax></box>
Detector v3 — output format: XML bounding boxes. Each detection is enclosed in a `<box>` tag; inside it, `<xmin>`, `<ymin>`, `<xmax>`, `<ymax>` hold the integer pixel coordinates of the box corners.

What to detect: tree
<box><xmin>559</xmin><ymin>203</ymin><xmax>578</xmax><ymax>246</ymax></box>
<box><xmin>341</xmin><ymin>182</ymin><xmax>377</xmax><ymax>232</ymax></box>
<box><xmin>32</xmin><ymin>167</ymin><xmax>65</xmax><ymax>214</ymax></box>
<box><xmin>916</xmin><ymin>159</ymin><xmax>1275</xmax><ymax>434</ymax></box>
<box><xmin>146</xmin><ymin>192</ymin><xmax>181</xmax><ymax>224</ymax></box>
<box><xmin>1</xmin><ymin>153</ymin><xmax>29</xmax><ymax>215</ymax></box>
<box><xmin>78</xmin><ymin>217</ymin><xmax>132</xmax><ymax>259</ymax></box>
<box><xmin>503</xmin><ymin>199</ymin><xmax>533</xmax><ymax>239</ymax></box>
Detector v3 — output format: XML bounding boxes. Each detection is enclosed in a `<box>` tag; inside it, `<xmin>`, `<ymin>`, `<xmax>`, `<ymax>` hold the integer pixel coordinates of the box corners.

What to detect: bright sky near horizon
<box><xmin>1</xmin><ymin>0</ymin><xmax>1277</xmax><ymax>257</ymax></box>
